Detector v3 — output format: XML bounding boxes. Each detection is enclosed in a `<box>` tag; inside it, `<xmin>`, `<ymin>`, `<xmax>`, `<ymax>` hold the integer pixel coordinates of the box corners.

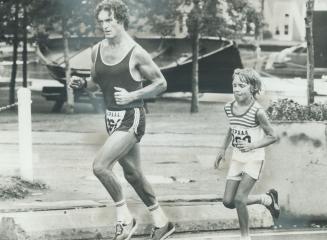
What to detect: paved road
<box><xmin>0</xmin><ymin>91</ymin><xmax>230</xmax><ymax>205</ymax></box>
<box><xmin>134</xmin><ymin>229</ymin><xmax>327</xmax><ymax>240</ymax></box>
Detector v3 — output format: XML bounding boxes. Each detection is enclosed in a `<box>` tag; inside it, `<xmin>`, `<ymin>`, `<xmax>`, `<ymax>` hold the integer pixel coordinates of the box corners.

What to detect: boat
<box><xmin>37</xmin><ymin>36</ymin><xmax>243</xmax><ymax>94</ymax></box>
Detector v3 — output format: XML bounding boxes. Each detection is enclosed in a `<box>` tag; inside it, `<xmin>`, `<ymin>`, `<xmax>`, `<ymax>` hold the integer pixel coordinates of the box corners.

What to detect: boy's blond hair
<box><xmin>232</xmin><ymin>68</ymin><xmax>262</xmax><ymax>97</ymax></box>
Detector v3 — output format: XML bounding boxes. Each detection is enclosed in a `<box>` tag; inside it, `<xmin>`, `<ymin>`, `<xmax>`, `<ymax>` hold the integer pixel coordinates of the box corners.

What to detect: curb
<box><xmin>0</xmin><ymin>196</ymin><xmax>274</xmax><ymax>240</ymax></box>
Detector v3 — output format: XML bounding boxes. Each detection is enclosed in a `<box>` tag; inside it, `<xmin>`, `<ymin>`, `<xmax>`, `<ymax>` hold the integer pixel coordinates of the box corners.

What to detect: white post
<box><xmin>17</xmin><ymin>88</ymin><xmax>33</xmax><ymax>182</ymax></box>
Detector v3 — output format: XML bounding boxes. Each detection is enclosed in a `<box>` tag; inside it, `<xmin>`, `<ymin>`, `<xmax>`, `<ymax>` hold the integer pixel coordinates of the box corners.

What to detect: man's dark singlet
<box><xmin>93</xmin><ymin>43</ymin><xmax>144</xmax><ymax>110</ymax></box>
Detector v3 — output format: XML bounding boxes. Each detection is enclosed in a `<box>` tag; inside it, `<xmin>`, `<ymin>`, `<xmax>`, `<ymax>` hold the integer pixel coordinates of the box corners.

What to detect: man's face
<box><xmin>97</xmin><ymin>9</ymin><xmax>123</xmax><ymax>39</ymax></box>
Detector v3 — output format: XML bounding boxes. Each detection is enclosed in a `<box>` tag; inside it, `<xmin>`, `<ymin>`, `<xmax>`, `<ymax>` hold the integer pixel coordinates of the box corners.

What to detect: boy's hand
<box><xmin>237</xmin><ymin>140</ymin><xmax>255</xmax><ymax>152</ymax></box>
<box><xmin>214</xmin><ymin>151</ymin><xmax>225</xmax><ymax>169</ymax></box>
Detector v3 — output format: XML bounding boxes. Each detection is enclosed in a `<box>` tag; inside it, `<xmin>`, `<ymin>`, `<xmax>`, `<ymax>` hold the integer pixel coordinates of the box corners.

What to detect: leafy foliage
<box><xmin>125</xmin><ymin>0</ymin><xmax>183</xmax><ymax>35</ymax></box>
<box><xmin>185</xmin><ymin>0</ymin><xmax>228</xmax><ymax>37</ymax></box>
<box><xmin>226</xmin><ymin>0</ymin><xmax>263</xmax><ymax>38</ymax></box>
<box><xmin>0</xmin><ymin>0</ymin><xmax>19</xmax><ymax>43</ymax></box>
<box><xmin>141</xmin><ymin>0</ymin><xmax>263</xmax><ymax>38</ymax></box>
<box><xmin>0</xmin><ymin>0</ymin><xmax>264</xmax><ymax>41</ymax></box>
<box><xmin>0</xmin><ymin>0</ymin><xmax>100</xmax><ymax>43</ymax></box>
<box><xmin>32</xmin><ymin>0</ymin><xmax>101</xmax><ymax>38</ymax></box>
<box><xmin>266</xmin><ymin>99</ymin><xmax>327</xmax><ymax>121</ymax></box>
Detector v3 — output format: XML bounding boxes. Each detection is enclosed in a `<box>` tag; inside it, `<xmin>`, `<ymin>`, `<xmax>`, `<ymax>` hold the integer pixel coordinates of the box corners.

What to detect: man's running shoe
<box><xmin>149</xmin><ymin>222</ymin><xmax>175</xmax><ymax>240</ymax></box>
<box><xmin>113</xmin><ymin>218</ymin><xmax>137</xmax><ymax>240</ymax></box>
<box><xmin>266</xmin><ymin>189</ymin><xmax>280</xmax><ymax>219</ymax></box>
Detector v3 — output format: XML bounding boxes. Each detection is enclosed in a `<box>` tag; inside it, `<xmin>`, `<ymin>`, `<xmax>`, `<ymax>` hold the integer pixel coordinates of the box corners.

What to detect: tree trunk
<box><xmin>190</xmin><ymin>25</ymin><xmax>199</xmax><ymax>113</ymax></box>
<box><xmin>62</xmin><ymin>19</ymin><xmax>74</xmax><ymax>113</ymax></box>
<box><xmin>305</xmin><ymin>0</ymin><xmax>315</xmax><ymax>104</ymax></box>
<box><xmin>9</xmin><ymin>1</ymin><xmax>19</xmax><ymax>105</ymax></box>
<box><xmin>22</xmin><ymin>3</ymin><xmax>28</xmax><ymax>88</ymax></box>
<box><xmin>254</xmin><ymin>0</ymin><xmax>264</xmax><ymax>71</ymax></box>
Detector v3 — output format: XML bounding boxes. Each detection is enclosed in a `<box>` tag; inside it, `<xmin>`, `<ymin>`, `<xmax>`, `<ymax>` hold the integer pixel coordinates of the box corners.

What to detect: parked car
<box><xmin>273</xmin><ymin>42</ymin><xmax>307</xmax><ymax>68</ymax></box>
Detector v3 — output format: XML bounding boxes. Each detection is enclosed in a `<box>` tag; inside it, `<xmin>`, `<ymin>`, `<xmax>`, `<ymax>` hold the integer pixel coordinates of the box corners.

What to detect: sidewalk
<box><xmin>0</xmin><ymin>197</ymin><xmax>273</xmax><ymax>240</ymax></box>
<box><xmin>0</xmin><ymin>106</ymin><xmax>274</xmax><ymax>239</ymax></box>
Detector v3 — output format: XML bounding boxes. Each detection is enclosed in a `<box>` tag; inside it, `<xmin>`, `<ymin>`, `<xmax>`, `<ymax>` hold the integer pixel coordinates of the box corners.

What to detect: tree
<box><xmin>22</xmin><ymin>0</ymin><xmax>28</xmax><ymax>88</ymax></box>
<box><xmin>187</xmin><ymin>0</ymin><xmax>229</xmax><ymax>113</ymax></box>
<box><xmin>305</xmin><ymin>0</ymin><xmax>315</xmax><ymax>104</ymax></box>
<box><xmin>31</xmin><ymin>0</ymin><xmax>100</xmax><ymax>113</ymax></box>
<box><xmin>186</xmin><ymin>0</ymin><xmax>201</xmax><ymax>113</ymax></box>
<box><xmin>227</xmin><ymin>0</ymin><xmax>264</xmax><ymax>70</ymax></box>
<box><xmin>136</xmin><ymin>0</ymin><xmax>262</xmax><ymax>112</ymax></box>
<box><xmin>0</xmin><ymin>0</ymin><xmax>20</xmax><ymax>105</ymax></box>
<box><xmin>20</xmin><ymin>0</ymin><xmax>44</xmax><ymax>89</ymax></box>
<box><xmin>0</xmin><ymin>0</ymin><xmax>100</xmax><ymax>110</ymax></box>
<box><xmin>1</xmin><ymin>0</ymin><xmax>40</xmax><ymax>104</ymax></box>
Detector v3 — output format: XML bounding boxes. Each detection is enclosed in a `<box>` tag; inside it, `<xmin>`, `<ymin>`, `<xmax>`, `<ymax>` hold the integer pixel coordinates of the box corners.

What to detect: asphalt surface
<box><xmin>133</xmin><ymin>229</ymin><xmax>327</xmax><ymax>240</ymax></box>
<box><xmin>0</xmin><ymin>88</ymin><xmax>230</xmax><ymax>205</ymax></box>
<box><xmin>1</xmin><ymin>86</ymin><xmax>327</xmax><ymax>240</ymax></box>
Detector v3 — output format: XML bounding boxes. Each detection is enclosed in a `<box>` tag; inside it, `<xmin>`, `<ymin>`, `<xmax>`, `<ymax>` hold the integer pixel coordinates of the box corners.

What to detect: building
<box><xmin>263</xmin><ymin>0</ymin><xmax>327</xmax><ymax>42</ymax></box>
<box><xmin>174</xmin><ymin>0</ymin><xmax>327</xmax><ymax>41</ymax></box>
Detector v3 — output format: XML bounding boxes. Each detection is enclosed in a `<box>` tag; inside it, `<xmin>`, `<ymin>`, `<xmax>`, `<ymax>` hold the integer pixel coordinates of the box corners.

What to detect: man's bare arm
<box><xmin>70</xmin><ymin>44</ymin><xmax>99</xmax><ymax>91</ymax></box>
<box><xmin>130</xmin><ymin>46</ymin><xmax>167</xmax><ymax>99</ymax></box>
<box><xmin>113</xmin><ymin>46</ymin><xmax>167</xmax><ymax>105</ymax></box>
<box><xmin>85</xmin><ymin>44</ymin><xmax>99</xmax><ymax>91</ymax></box>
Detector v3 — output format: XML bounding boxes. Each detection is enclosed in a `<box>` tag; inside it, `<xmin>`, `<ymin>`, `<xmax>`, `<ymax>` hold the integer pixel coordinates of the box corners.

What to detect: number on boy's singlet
<box><xmin>232</xmin><ymin>134</ymin><xmax>252</xmax><ymax>147</ymax></box>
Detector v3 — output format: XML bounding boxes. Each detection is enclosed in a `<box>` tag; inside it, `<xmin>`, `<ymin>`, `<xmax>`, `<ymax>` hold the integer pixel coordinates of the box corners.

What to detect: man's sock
<box><xmin>115</xmin><ymin>199</ymin><xmax>133</xmax><ymax>224</ymax></box>
<box><xmin>148</xmin><ymin>202</ymin><xmax>169</xmax><ymax>228</ymax></box>
<box><xmin>260</xmin><ymin>194</ymin><xmax>273</xmax><ymax>206</ymax></box>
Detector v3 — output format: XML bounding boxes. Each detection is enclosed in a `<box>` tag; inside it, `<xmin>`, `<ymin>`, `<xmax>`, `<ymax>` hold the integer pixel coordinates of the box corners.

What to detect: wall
<box><xmin>255</xmin><ymin>122</ymin><xmax>327</xmax><ymax>219</ymax></box>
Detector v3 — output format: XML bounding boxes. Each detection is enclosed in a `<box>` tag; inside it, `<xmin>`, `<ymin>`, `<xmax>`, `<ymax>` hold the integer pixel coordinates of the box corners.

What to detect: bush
<box><xmin>266</xmin><ymin>98</ymin><xmax>327</xmax><ymax>121</ymax></box>
<box><xmin>0</xmin><ymin>176</ymin><xmax>47</xmax><ymax>200</ymax></box>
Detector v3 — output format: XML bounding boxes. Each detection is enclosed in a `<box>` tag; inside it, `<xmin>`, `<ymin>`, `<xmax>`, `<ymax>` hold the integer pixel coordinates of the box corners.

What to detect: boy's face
<box><xmin>97</xmin><ymin>9</ymin><xmax>123</xmax><ymax>39</ymax></box>
<box><xmin>232</xmin><ymin>76</ymin><xmax>252</xmax><ymax>103</ymax></box>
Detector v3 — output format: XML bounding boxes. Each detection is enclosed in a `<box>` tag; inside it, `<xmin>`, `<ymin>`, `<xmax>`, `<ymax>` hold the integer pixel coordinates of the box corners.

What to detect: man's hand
<box><xmin>114</xmin><ymin>87</ymin><xmax>135</xmax><ymax>105</ymax></box>
<box><xmin>69</xmin><ymin>76</ymin><xmax>86</xmax><ymax>89</ymax></box>
<box><xmin>237</xmin><ymin>140</ymin><xmax>255</xmax><ymax>152</ymax></box>
<box><xmin>214</xmin><ymin>151</ymin><xmax>225</xmax><ymax>169</ymax></box>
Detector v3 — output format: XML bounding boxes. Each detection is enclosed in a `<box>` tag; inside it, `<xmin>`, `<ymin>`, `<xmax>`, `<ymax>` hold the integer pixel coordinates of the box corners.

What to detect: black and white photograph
<box><xmin>0</xmin><ymin>0</ymin><xmax>327</xmax><ymax>239</ymax></box>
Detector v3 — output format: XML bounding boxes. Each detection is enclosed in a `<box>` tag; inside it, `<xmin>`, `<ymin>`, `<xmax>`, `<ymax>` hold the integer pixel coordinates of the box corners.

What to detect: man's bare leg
<box><xmin>93</xmin><ymin>130</ymin><xmax>137</xmax><ymax>224</ymax></box>
<box><xmin>119</xmin><ymin>143</ymin><xmax>168</xmax><ymax>228</ymax></box>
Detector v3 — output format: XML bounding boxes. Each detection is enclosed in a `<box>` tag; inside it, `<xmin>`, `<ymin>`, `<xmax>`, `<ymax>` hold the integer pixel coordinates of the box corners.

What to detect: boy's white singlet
<box><xmin>224</xmin><ymin>101</ymin><xmax>265</xmax><ymax>162</ymax></box>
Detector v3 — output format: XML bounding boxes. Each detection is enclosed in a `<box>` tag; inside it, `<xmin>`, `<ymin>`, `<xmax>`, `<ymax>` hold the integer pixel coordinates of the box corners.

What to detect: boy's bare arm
<box><xmin>221</xmin><ymin>127</ymin><xmax>232</xmax><ymax>151</ymax></box>
<box><xmin>254</xmin><ymin>109</ymin><xmax>278</xmax><ymax>148</ymax></box>
<box><xmin>238</xmin><ymin>109</ymin><xmax>277</xmax><ymax>152</ymax></box>
<box><xmin>215</xmin><ymin>127</ymin><xmax>232</xmax><ymax>169</ymax></box>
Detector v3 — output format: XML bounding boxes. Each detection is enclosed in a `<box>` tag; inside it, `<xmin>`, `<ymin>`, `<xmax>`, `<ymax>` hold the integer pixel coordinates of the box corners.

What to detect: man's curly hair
<box><xmin>95</xmin><ymin>0</ymin><xmax>129</xmax><ymax>29</ymax></box>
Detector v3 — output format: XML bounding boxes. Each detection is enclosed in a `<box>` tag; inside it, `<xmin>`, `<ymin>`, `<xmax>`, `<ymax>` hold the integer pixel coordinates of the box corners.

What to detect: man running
<box><xmin>69</xmin><ymin>1</ymin><xmax>175</xmax><ymax>239</ymax></box>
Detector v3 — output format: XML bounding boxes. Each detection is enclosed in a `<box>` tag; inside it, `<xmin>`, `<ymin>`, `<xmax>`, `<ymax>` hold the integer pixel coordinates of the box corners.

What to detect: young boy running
<box><xmin>214</xmin><ymin>68</ymin><xmax>280</xmax><ymax>240</ymax></box>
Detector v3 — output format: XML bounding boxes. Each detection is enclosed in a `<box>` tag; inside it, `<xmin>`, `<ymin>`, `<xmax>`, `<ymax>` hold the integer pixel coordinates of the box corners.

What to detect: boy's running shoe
<box><xmin>113</xmin><ymin>218</ymin><xmax>137</xmax><ymax>240</ymax></box>
<box><xmin>149</xmin><ymin>222</ymin><xmax>175</xmax><ymax>240</ymax></box>
<box><xmin>266</xmin><ymin>189</ymin><xmax>280</xmax><ymax>219</ymax></box>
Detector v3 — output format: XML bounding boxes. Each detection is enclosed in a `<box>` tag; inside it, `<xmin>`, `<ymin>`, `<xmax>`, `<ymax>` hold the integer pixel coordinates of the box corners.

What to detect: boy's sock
<box><xmin>260</xmin><ymin>194</ymin><xmax>273</xmax><ymax>206</ymax></box>
<box><xmin>148</xmin><ymin>203</ymin><xmax>169</xmax><ymax>228</ymax></box>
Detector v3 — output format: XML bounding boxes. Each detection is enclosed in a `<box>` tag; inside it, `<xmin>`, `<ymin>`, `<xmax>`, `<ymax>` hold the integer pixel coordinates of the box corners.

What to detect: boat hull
<box><xmin>37</xmin><ymin>36</ymin><xmax>243</xmax><ymax>94</ymax></box>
